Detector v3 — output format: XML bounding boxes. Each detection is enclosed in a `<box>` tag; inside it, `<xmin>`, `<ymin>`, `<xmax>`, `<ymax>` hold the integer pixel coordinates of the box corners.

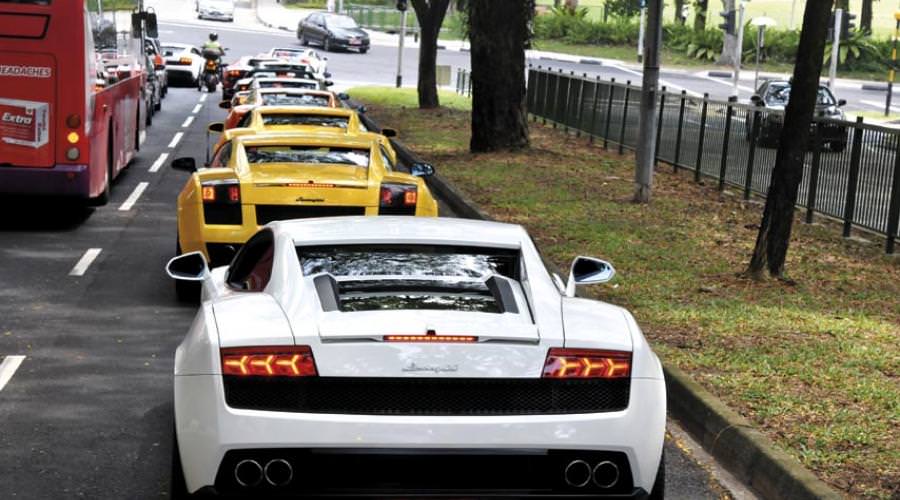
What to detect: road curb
<box><xmin>356</xmin><ymin>104</ymin><xmax>843</xmax><ymax>500</ymax></box>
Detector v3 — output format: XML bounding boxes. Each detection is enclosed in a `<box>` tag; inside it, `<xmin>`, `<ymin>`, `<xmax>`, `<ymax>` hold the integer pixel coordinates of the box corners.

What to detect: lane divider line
<box><xmin>69</xmin><ymin>248</ymin><xmax>102</xmax><ymax>277</ymax></box>
<box><xmin>200</xmin><ymin>94</ymin><xmax>208</xmax><ymax>103</ymax></box>
<box><xmin>0</xmin><ymin>356</ymin><xmax>26</xmax><ymax>393</ymax></box>
<box><xmin>182</xmin><ymin>116</ymin><xmax>195</xmax><ymax>128</ymax></box>
<box><xmin>168</xmin><ymin>132</ymin><xmax>184</xmax><ymax>149</ymax></box>
<box><xmin>149</xmin><ymin>153</ymin><xmax>169</xmax><ymax>173</ymax></box>
<box><xmin>119</xmin><ymin>182</ymin><xmax>149</xmax><ymax>211</ymax></box>
<box><xmin>192</xmin><ymin>104</ymin><xmax>202</xmax><ymax>114</ymax></box>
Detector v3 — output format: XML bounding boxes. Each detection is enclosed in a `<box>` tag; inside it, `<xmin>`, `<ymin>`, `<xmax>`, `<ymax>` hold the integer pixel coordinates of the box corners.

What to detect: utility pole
<box><xmin>634</xmin><ymin>0</ymin><xmax>662</xmax><ymax>203</ymax></box>
<box><xmin>637</xmin><ymin>0</ymin><xmax>646</xmax><ymax>63</ymax></box>
<box><xmin>396</xmin><ymin>9</ymin><xmax>407</xmax><ymax>88</ymax></box>
<box><xmin>829</xmin><ymin>8</ymin><xmax>842</xmax><ymax>90</ymax></box>
<box><xmin>730</xmin><ymin>2</ymin><xmax>745</xmax><ymax>100</ymax></box>
<box><xmin>886</xmin><ymin>11</ymin><xmax>900</xmax><ymax>116</ymax></box>
<box><xmin>751</xmin><ymin>16</ymin><xmax>776</xmax><ymax>91</ymax></box>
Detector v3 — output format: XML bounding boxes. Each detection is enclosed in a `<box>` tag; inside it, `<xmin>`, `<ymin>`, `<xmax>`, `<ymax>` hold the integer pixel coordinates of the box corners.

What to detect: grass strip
<box><xmin>351</xmin><ymin>86</ymin><xmax>900</xmax><ymax>500</ymax></box>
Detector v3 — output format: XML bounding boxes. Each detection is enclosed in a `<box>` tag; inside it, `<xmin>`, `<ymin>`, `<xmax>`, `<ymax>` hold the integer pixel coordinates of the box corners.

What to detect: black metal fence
<box><xmin>455</xmin><ymin>67</ymin><xmax>900</xmax><ymax>253</ymax></box>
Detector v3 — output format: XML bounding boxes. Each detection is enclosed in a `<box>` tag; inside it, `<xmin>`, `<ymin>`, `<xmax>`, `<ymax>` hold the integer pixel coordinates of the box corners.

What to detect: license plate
<box><xmin>349</xmin><ymin>39</ymin><xmax>361</xmax><ymax>45</ymax></box>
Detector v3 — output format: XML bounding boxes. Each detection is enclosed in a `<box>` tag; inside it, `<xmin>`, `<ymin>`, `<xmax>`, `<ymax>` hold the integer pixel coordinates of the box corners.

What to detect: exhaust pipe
<box><xmin>564</xmin><ymin>459</ymin><xmax>592</xmax><ymax>488</ymax></box>
<box><xmin>264</xmin><ymin>458</ymin><xmax>294</xmax><ymax>487</ymax></box>
<box><xmin>592</xmin><ymin>461</ymin><xmax>620</xmax><ymax>489</ymax></box>
<box><xmin>234</xmin><ymin>459</ymin><xmax>263</xmax><ymax>487</ymax></box>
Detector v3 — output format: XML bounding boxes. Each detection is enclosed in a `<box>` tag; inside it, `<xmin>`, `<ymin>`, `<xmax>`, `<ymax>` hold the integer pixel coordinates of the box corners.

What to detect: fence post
<box><xmin>575</xmin><ymin>74</ymin><xmax>587</xmax><ymax>138</ymax></box>
<box><xmin>603</xmin><ymin>78</ymin><xmax>616</xmax><ymax>149</ymax></box>
<box><xmin>619</xmin><ymin>82</ymin><xmax>631</xmax><ymax>154</ymax></box>
<box><xmin>674</xmin><ymin>90</ymin><xmax>687</xmax><ymax>171</ymax></box>
<box><xmin>885</xmin><ymin>134</ymin><xmax>900</xmax><ymax>253</ymax></box>
<box><xmin>744</xmin><ymin>109</ymin><xmax>761</xmax><ymax>199</ymax></box>
<box><xmin>694</xmin><ymin>93</ymin><xmax>709</xmax><ymax>183</ymax></box>
<box><xmin>719</xmin><ymin>102</ymin><xmax>734</xmax><ymax>191</ymax></box>
<box><xmin>655</xmin><ymin>87</ymin><xmax>667</xmax><ymax>164</ymax></box>
<box><xmin>563</xmin><ymin>72</ymin><xmax>574</xmax><ymax>133</ymax></box>
<box><xmin>541</xmin><ymin>68</ymin><xmax>551</xmax><ymax>125</ymax></box>
<box><xmin>806</xmin><ymin>124</ymin><xmax>824</xmax><ymax>223</ymax></box>
<box><xmin>588</xmin><ymin>76</ymin><xmax>601</xmax><ymax>144</ymax></box>
<box><xmin>842</xmin><ymin>116</ymin><xmax>865</xmax><ymax>237</ymax></box>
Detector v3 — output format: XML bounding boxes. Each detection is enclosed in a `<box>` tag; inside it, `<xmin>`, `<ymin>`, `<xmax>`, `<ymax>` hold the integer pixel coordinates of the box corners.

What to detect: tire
<box><xmin>154</xmin><ymin>95</ymin><xmax>162</xmax><ymax>112</ymax></box>
<box><xmin>324</xmin><ymin>37</ymin><xmax>332</xmax><ymax>52</ymax></box>
<box><xmin>145</xmin><ymin>101</ymin><xmax>153</xmax><ymax>126</ymax></box>
<box><xmin>206</xmin><ymin>80</ymin><xmax>216</xmax><ymax>93</ymax></box>
<box><xmin>360</xmin><ymin>47</ymin><xmax>369</xmax><ymax>54</ymax></box>
<box><xmin>648</xmin><ymin>451</ymin><xmax>666</xmax><ymax>500</ymax></box>
<box><xmin>300</xmin><ymin>32</ymin><xmax>308</xmax><ymax>46</ymax></box>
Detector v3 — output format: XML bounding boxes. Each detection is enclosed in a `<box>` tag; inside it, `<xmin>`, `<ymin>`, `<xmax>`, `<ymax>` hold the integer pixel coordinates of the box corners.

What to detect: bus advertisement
<box><xmin>0</xmin><ymin>0</ymin><xmax>149</xmax><ymax>205</ymax></box>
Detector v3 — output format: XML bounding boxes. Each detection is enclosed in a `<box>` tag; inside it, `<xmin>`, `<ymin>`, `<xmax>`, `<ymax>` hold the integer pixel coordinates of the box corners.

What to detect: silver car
<box><xmin>197</xmin><ymin>0</ymin><xmax>235</xmax><ymax>22</ymax></box>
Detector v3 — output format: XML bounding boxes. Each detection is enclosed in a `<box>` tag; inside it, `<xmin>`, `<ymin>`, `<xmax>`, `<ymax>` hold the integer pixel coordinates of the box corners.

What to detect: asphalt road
<box><xmin>0</xmin><ymin>19</ymin><xmax>739</xmax><ymax>500</ymax></box>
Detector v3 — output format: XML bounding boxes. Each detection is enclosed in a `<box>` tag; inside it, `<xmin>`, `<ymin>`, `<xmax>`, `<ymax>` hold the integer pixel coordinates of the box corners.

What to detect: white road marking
<box><xmin>697</xmin><ymin>73</ymin><xmax>755</xmax><ymax>94</ymax></box>
<box><xmin>192</xmin><ymin>104</ymin><xmax>202</xmax><ymax>114</ymax></box>
<box><xmin>168</xmin><ymin>132</ymin><xmax>184</xmax><ymax>148</ymax></box>
<box><xmin>69</xmin><ymin>248</ymin><xmax>102</xmax><ymax>277</ymax></box>
<box><xmin>861</xmin><ymin>99</ymin><xmax>900</xmax><ymax>114</ymax></box>
<box><xmin>119</xmin><ymin>182</ymin><xmax>149</xmax><ymax>211</ymax></box>
<box><xmin>0</xmin><ymin>355</ymin><xmax>26</xmax><ymax>393</ymax></box>
<box><xmin>199</xmin><ymin>94</ymin><xmax>208</xmax><ymax>103</ymax></box>
<box><xmin>149</xmin><ymin>153</ymin><xmax>169</xmax><ymax>173</ymax></box>
<box><xmin>601</xmin><ymin>64</ymin><xmax>702</xmax><ymax>97</ymax></box>
<box><xmin>182</xmin><ymin>116</ymin><xmax>195</xmax><ymax>128</ymax></box>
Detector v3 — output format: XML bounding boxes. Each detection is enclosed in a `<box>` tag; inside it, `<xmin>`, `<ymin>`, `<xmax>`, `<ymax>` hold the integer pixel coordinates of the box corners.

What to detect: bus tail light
<box><xmin>379</xmin><ymin>183</ymin><xmax>417</xmax><ymax>215</ymax></box>
<box><xmin>222</xmin><ymin>346</ymin><xmax>317</xmax><ymax>377</ymax></box>
<box><xmin>66</xmin><ymin>114</ymin><xmax>82</xmax><ymax>129</ymax></box>
<box><xmin>201</xmin><ymin>180</ymin><xmax>243</xmax><ymax>225</ymax></box>
<box><xmin>542</xmin><ymin>349</ymin><xmax>632</xmax><ymax>379</ymax></box>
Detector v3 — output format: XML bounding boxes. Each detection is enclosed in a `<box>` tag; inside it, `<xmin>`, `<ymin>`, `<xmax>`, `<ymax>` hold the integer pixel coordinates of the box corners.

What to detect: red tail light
<box><xmin>384</xmin><ymin>335</ymin><xmax>478</xmax><ymax>343</ymax></box>
<box><xmin>542</xmin><ymin>349</ymin><xmax>631</xmax><ymax>379</ymax></box>
<box><xmin>379</xmin><ymin>183</ymin><xmax>418</xmax><ymax>211</ymax></box>
<box><xmin>179</xmin><ymin>57</ymin><xmax>192</xmax><ymax>65</ymax></box>
<box><xmin>222</xmin><ymin>346</ymin><xmax>317</xmax><ymax>377</ymax></box>
<box><xmin>200</xmin><ymin>180</ymin><xmax>241</xmax><ymax>204</ymax></box>
<box><xmin>227</xmin><ymin>69</ymin><xmax>243</xmax><ymax>77</ymax></box>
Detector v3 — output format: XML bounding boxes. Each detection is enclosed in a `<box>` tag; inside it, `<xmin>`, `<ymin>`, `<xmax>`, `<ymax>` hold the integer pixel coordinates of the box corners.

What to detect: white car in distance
<box><xmin>197</xmin><ymin>0</ymin><xmax>235</xmax><ymax>22</ymax></box>
<box><xmin>266</xmin><ymin>47</ymin><xmax>329</xmax><ymax>80</ymax></box>
<box><xmin>167</xmin><ymin>217</ymin><xmax>666</xmax><ymax>499</ymax></box>
<box><xmin>160</xmin><ymin>43</ymin><xmax>203</xmax><ymax>86</ymax></box>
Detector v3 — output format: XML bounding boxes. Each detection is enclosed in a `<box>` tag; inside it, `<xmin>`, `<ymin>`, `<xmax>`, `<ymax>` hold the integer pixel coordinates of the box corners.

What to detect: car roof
<box><xmin>272</xmin><ymin>216</ymin><xmax>527</xmax><ymax>249</ymax></box>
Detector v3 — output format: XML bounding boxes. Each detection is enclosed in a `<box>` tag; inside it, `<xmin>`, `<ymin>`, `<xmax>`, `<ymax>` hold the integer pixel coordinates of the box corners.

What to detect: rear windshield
<box><xmin>258</xmin><ymin>80</ymin><xmax>317</xmax><ymax>90</ymax></box>
<box><xmin>260</xmin><ymin>93</ymin><xmax>330</xmax><ymax>107</ymax></box>
<box><xmin>298</xmin><ymin>245</ymin><xmax>521</xmax><ymax>313</ymax></box>
<box><xmin>271</xmin><ymin>50</ymin><xmax>302</xmax><ymax>58</ymax></box>
<box><xmin>261</xmin><ymin>114</ymin><xmax>348</xmax><ymax>128</ymax></box>
<box><xmin>245</xmin><ymin>146</ymin><xmax>368</xmax><ymax>166</ymax></box>
<box><xmin>764</xmin><ymin>84</ymin><xmax>835</xmax><ymax>106</ymax></box>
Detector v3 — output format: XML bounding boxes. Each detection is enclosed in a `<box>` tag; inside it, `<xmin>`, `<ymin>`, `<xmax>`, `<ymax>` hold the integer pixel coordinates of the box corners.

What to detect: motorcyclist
<box><xmin>201</xmin><ymin>33</ymin><xmax>225</xmax><ymax>58</ymax></box>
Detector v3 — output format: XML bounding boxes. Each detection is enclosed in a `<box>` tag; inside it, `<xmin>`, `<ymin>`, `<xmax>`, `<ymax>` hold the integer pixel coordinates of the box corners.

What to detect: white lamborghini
<box><xmin>167</xmin><ymin>217</ymin><xmax>666</xmax><ymax>498</ymax></box>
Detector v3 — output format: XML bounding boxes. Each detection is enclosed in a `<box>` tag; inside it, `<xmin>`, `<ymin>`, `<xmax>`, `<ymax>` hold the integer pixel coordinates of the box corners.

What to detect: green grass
<box><xmin>347</xmin><ymin>86</ymin><xmax>471</xmax><ymax>111</ymax></box>
<box><xmin>352</xmin><ymin>86</ymin><xmax>900</xmax><ymax>499</ymax></box>
<box><xmin>535</xmin><ymin>0</ymin><xmax>900</xmax><ymax>36</ymax></box>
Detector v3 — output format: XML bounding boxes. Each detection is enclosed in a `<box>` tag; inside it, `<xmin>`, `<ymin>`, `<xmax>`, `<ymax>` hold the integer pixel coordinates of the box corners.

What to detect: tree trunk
<box><xmin>861</xmin><ymin>0</ymin><xmax>873</xmax><ymax>34</ymax></box>
<box><xmin>747</xmin><ymin>0</ymin><xmax>832</xmax><ymax>279</ymax></box>
<box><xmin>467</xmin><ymin>0</ymin><xmax>531</xmax><ymax>152</ymax></box>
<box><xmin>693</xmin><ymin>0</ymin><xmax>707</xmax><ymax>31</ymax></box>
<box><xmin>674</xmin><ymin>0</ymin><xmax>685</xmax><ymax>25</ymax></box>
<box><xmin>411</xmin><ymin>0</ymin><xmax>450</xmax><ymax>109</ymax></box>
<box><xmin>717</xmin><ymin>0</ymin><xmax>737</xmax><ymax>66</ymax></box>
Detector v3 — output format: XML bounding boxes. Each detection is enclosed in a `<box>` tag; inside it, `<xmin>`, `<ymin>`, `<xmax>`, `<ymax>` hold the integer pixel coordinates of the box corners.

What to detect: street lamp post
<box><xmin>829</xmin><ymin>9</ymin><xmax>843</xmax><ymax>91</ymax></box>
<box><xmin>396</xmin><ymin>9</ymin><xmax>407</xmax><ymax>88</ymax></box>
<box><xmin>730</xmin><ymin>2</ymin><xmax>745</xmax><ymax>100</ymax></box>
<box><xmin>750</xmin><ymin>16</ymin><xmax>776</xmax><ymax>91</ymax></box>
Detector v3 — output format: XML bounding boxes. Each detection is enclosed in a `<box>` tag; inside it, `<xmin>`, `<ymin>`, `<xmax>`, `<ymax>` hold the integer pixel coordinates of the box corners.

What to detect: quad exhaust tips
<box><xmin>564</xmin><ymin>459</ymin><xmax>619</xmax><ymax>489</ymax></box>
<box><xmin>235</xmin><ymin>458</ymin><xmax>294</xmax><ymax>488</ymax></box>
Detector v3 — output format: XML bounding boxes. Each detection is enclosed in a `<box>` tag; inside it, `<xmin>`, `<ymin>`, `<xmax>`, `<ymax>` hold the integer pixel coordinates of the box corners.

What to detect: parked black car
<box><xmin>297</xmin><ymin>12</ymin><xmax>370</xmax><ymax>54</ymax></box>
<box><xmin>746</xmin><ymin>80</ymin><xmax>848</xmax><ymax>152</ymax></box>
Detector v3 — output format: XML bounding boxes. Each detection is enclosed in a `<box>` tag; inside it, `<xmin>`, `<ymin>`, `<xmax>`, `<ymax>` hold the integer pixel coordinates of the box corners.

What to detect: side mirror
<box><xmin>131</xmin><ymin>13</ymin><xmax>142</xmax><ymax>39</ymax></box>
<box><xmin>166</xmin><ymin>251</ymin><xmax>209</xmax><ymax>281</ymax></box>
<box><xmin>565</xmin><ymin>256</ymin><xmax>615</xmax><ymax>297</ymax></box>
<box><xmin>171</xmin><ymin>157</ymin><xmax>197</xmax><ymax>172</ymax></box>
<box><xmin>356</xmin><ymin>105</ymin><xmax>367</xmax><ymax>114</ymax></box>
<box><xmin>154</xmin><ymin>62</ymin><xmax>165</xmax><ymax>70</ymax></box>
<box><xmin>324</xmin><ymin>71</ymin><xmax>332</xmax><ymax>78</ymax></box>
<box><xmin>837</xmin><ymin>99</ymin><xmax>847</xmax><ymax>107</ymax></box>
<box><xmin>146</xmin><ymin>12</ymin><xmax>158</xmax><ymax>38</ymax></box>
<box><xmin>381</xmin><ymin>127</ymin><xmax>398</xmax><ymax>138</ymax></box>
<box><xmin>750</xmin><ymin>95</ymin><xmax>763</xmax><ymax>105</ymax></box>
<box><xmin>337</xmin><ymin>92</ymin><xmax>350</xmax><ymax>101</ymax></box>
<box><xmin>208</xmin><ymin>122</ymin><xmax>225</xmax><ymax>134</ymax></box>
<box><xmin>411</xmin><ymin>162</ymin><xmax>435</xmax><ymax>177</ymax></box>
<box><xmin>218</xmin><ymin>100</ymin><xmax>232</xmax><ymax>109</ymax></box>
<box><xmin>324</xmin><ymin>80</ymin><xmax>334</xmax><ymax>87</ymax></box>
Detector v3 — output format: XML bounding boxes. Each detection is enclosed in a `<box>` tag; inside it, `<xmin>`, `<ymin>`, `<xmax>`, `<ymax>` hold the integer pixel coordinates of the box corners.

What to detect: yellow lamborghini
<box><xmin>171</xmin><ymin>132</ymin><xmax>438</xmax><ymax>268</ymax></box>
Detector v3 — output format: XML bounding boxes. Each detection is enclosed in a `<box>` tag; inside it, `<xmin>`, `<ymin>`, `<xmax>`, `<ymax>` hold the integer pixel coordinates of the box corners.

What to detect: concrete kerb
<box><xmin>356</xmin><ymin>105</ymin><xmax>844</xmax><ymax>500</ymax></box>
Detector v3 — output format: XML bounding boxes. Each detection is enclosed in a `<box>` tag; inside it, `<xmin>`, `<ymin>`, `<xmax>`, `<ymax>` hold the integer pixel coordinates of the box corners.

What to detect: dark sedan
<box><xmin>746</xmin><ymin>80</ymin><xmax>848</xmax><ymax>152</ymax></box>
<box><xmin>297</xmin><ymin>12</ymin><xmax>370</xmax><ymax>53</ymax></box>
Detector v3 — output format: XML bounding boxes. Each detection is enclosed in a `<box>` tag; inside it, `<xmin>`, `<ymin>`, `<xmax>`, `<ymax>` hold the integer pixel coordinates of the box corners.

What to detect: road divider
<box><xmin>69</xmin><ymin>248</ymin><xmax>102</xmax><ymax>277</ymax></box>
<box><xmin>0</xmin><ymin>355</ymin><xmax>25</xmax><ymax>393</ymax></box>
<box><xmin>192</xmin><ymin>104</ymin><xmax>202</xmax><ymax>114</ymax></box>
<box><xmin>200</xmin><ymin>94</ymin><xmax>208</xmax><ymax>103</ymax></box>
<box><xmin>168</xmin><ymin>132</ymin><xmax>184</xmax><ymax>149</ymax></box>
<box><xmin>119</xmin><ymin>182</ymin><xmax>149</xmax><ymax>211</ymax></box>
<box><xmin>149</xmin><ymin>153</ymin><xmax>169</xmax><ymax>173</ymax></box>
<box><xmin>182</xmin><ymin>116</ymin><xmax>195</xmax><ymax>128</ymax></box>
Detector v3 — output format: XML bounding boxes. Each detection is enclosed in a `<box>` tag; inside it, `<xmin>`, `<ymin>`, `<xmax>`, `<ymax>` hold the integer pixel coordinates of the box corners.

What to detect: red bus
<box><xmin>0</xmin><ymin>1</ymin><xmax>146</xmax><ymax>205</ymax></box>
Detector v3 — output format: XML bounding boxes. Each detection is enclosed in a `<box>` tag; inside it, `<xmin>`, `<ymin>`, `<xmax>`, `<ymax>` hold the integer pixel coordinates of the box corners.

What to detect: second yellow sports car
<box><xmin>171</xmin><ymin>132</ymin><xmax>438</xmax><ymax>270</ymax></box>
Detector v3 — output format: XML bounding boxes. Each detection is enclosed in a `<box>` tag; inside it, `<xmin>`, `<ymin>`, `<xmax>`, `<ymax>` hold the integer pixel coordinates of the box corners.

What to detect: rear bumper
<box><xmin>0</xmin><ymin>163</ymin><xmax>90</xmax><ymax>198</ymax></box>
<box><xmin>174</xmin><ymin>375</ymin><xmax>666</xmax><ymax>495</ymax></box>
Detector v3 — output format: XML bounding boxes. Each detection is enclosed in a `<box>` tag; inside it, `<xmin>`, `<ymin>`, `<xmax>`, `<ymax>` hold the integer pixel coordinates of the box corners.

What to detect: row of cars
<box><xmin>164</xmin><ymin>46</ymin><xmax>667</xmax><ymax>499</ymax></box>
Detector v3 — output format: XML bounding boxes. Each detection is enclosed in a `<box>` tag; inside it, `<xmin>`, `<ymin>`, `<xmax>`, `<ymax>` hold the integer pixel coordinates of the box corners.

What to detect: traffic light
<box><xmin>718</xmin><ymin>10</ymin><xmax>736</xmax><ymax>36</ymax></box>
<box><xmin>396</xmin><ymin>0</ymin><xmax>407</xmax><ymax>11</ymax></box>
<box><xmin>841</xmin><ymin>12</ymin><xmax>856</xmax><ymax>39</ymax></box>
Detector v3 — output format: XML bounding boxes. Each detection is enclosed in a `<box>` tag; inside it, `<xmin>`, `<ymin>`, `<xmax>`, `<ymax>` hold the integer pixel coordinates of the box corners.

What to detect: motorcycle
<box><xmin>199</xmin><ymin>48</ymin><xmax>226</xmax><ymax>93</ymax></box>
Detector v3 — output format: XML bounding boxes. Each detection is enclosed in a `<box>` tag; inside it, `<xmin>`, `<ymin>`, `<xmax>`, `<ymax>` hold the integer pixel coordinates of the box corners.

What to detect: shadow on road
<box><xmin>0</xmin><ymin>198</ymin><xmax>94</xmax><ymax>231</ymax></box>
